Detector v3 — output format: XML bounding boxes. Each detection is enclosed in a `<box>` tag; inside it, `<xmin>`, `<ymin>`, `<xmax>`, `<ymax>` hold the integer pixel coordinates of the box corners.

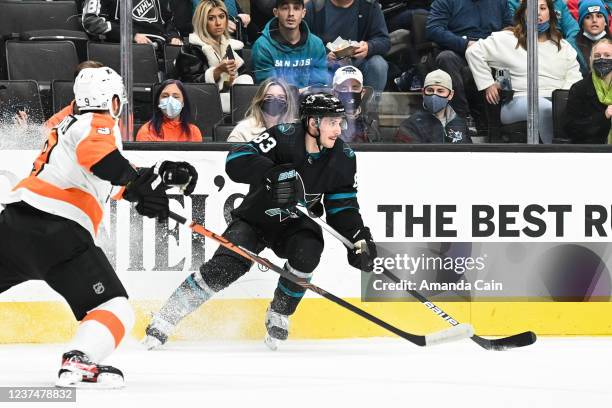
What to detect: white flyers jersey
<box><xmin>2</xmin><ymin>112</ymin><xmax>123</xmax><ymax>237</ymax></box>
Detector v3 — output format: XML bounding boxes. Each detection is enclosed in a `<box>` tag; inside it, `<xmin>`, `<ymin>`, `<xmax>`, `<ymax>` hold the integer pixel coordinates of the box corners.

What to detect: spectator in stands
<box><xmin>176</xmin><ymin>0</ymin><xmax>254</xmax><ymax>113</ymax></box>
<box><xmin>192</xmin><ymin>0</ymin><xmax>251</xmax><ymax>40</ymax></box>
<box><xmin>136</xmin><ymin>79</ymin><xmax>202</xmax><ymax>142</ymax></box>
<box><xmin>575</xmin><ymin>0</ymin><xmax>611</xmax><ymax>77</ymax></box>
<box><xmin>426</xmin><ymin>0</ymin><xmax>513</xmax><ymax>118</ymax></box>
<box><xmin>44</xmin><ymin>61</ymin><xmax>105</xmax><ymax>130</ymax></box>
<box><xmin>305</xmin><ymin>0</ymin><xmax>391</xmax><ymax>92</ymax></box>
<box><xmin>564</xmin><ymin>39</ymin><xmax>612</xmax><ymax>143</ymax></box>
<box><xmin>252</xmin><ymin>0</ymin><xmax>328</xmax><ymax>89</ymax></box>
<box><xmin>466</xmin><ymin>0</ymin><xmax>582</xmax><ymax>144</ymax></box>
<box><xmin>508</xmin><ymin>0</ymin><xmax>579</xmax><ymax>50</ymax></box>
<box><xmin>332</xmin><ymin>65</ymin><xmax>379</xmax><ymax>142</ymax></box>
<box><xmin>567</xmin><ymin>0</ymin><xmax>612</xmax><ymax>23</ymax></box>
<box><xmin>81</xmin><ymin>0</ymin><xmax>183</xmax><ymax>45</ymax></box>
<box><xmin>227</xmin><ymin>78</ymin><xmax>297</xmax><ymax>142</ymax></box>
<box><xmin>395</xmin><ymin>69</ymin><xmax>470</xmax><ymax>143</ymax></box>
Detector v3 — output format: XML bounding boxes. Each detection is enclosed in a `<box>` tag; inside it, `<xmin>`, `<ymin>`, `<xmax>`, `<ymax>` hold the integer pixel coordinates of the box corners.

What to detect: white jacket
<box><xmin>227</xmin><ymin>117</ymin><xmax>266</xmax><ymax>143</ymax></box>
<box><xmin>188</xmin><ymin>33</ymin><xmax>247</xmax><ymax>90</ymax></box>
<box><xmin>465</xmin><ymin>30</ymin><xmax>582</xmax><ymax>98</ymax></box>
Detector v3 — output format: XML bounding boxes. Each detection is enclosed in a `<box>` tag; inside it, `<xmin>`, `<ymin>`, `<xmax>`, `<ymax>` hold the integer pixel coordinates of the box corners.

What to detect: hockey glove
<box><xmin>347</xmin><ymin>227</ymin><xmax>377</xmax><ymax>272</ymax></box>
<box><xmin>158</xmin><ymin>161</ymin><xmax>198</xmax><ymax>195</ymax></box>
<box><xmin>263</xmin><ymin>165</ymin><xmax>298</xmax><ymax>210</ymax></box>
<box><xmin>123</xmin><ymin>167</ymin><xmax>169</xmax><ymax>220</ymax></box>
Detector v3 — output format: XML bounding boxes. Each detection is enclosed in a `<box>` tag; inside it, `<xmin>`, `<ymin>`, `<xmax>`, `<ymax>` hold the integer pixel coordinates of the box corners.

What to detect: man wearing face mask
<box><xmin>395</xmin><ymin>70</ymin><xmax>471</xmax><ymax>143</ymax></box>
<box><xmin>575</xmin><ymin>0</ymin><xmax>611</xmax><ymax>77</ymax></box>
<box><xmin>332</xmin><ymin>65</ymin><xmax>380</xmax><ymax>143</ymax></box>
<box><xmin>565</xmin><ymin>38</ymin><xmax>612</xmax><ymax>143</ymax></box>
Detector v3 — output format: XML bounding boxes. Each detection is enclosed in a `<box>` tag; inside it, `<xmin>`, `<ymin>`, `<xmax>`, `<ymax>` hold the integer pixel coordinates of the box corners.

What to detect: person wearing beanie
<box><xmin>576</xmin><ymin>0</ymin><xmax>611</xmax><ymax>76</ymax></box>
<box><xmin>395</xmin><ymin>69</ymin><xmax>471</xmax><ymax>144</ymax></box>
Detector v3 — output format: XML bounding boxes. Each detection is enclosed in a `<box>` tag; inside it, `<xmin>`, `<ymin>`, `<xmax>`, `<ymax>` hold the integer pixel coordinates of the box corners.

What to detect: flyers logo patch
<box><xmin>97</xmin><ymin>128</ymin><xmax>111</xmax><ymax>135</ymax></box>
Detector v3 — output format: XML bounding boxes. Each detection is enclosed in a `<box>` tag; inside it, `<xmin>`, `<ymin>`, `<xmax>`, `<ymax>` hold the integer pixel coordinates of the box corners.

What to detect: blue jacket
<box><xmin>251</xmin><ymin>18</ymin><xmax>329</xmax><ymax>88</ymax></box>
<box><xmin>426</xmin><ymin>0</ymin><xmax>513</xmax><ymax>55</ymax></box>
<box><xmin>507</xmin><ymin>0</ymin><xmax>579</xmax><ymax>51</ymax></box>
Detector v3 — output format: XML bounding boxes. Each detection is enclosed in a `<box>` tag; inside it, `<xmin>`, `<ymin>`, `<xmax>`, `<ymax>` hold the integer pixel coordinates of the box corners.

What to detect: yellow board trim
<box><xmin>1</xmin><ymin>300</ymin><xmax>611</xmax><ymax>343</ymax></box>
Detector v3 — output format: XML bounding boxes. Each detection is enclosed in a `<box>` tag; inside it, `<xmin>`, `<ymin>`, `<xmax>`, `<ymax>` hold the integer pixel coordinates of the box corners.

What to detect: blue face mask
<box><xmin>537</xmin><ymin>21</ymin><xmax>550</xmax><ymax>33</ymax></box>
<box><xmin>423</xmin><ymin>94</ymin><xmax>449</xmax><ymax>113</ymax></box>
<box><xmin>158</xmin><ymin>96</ymin><xmax>183</xmax><ymax>119</ymax></box>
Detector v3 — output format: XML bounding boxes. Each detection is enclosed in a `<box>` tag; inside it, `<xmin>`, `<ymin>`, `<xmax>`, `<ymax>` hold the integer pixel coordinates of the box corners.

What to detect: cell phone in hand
<box><xmin>225</xmin><ymin>46</ymin><xmax>235</xmax><ymax>60</ymax></box>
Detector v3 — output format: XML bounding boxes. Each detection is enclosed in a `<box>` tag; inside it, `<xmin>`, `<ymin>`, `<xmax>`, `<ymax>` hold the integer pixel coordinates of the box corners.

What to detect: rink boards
<box><xmin>1</xmin><ymin>149</ymin><xmax>612</xmax><ymax>342</ymax></box>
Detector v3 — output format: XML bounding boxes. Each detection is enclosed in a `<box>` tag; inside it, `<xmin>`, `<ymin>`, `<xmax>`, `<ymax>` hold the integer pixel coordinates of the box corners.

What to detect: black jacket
<box><xmin>175</xmin><ymin>40</ymin><xmax>247</xmax><ymax>84</ymax></box>
<box><xmin>564</xmin><ymin>77</ymin><xmax>610</xmax><ymax>144</ymax></box>
<box><xmin>82</xmin><ymin>0</ymin><xmax>180</xmax><ymax>42</ymax></box>
<box><xmin>395</xmin><ymin>110</ymin><xmax>471</xmax><ymax>143</ymax></box>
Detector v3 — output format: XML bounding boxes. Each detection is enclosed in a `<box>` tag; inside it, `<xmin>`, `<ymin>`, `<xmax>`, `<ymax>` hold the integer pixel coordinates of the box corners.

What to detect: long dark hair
<box><xmin>511</xmin><ymin>0</ymin><xmax>563</xmax><ymax>51</ymax></box>
<box><xmin>149</xmin><ymin>79</ymin><xmax>193</xmax><ymax>138</ymax></box>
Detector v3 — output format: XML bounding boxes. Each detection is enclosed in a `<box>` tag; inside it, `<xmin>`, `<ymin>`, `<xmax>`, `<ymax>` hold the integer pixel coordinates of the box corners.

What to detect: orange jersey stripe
<box><xmin>13</xmin><ymin>176</ymin><xmax>103</xmax><ymax>235</ymax></box>
<box><xmin>76</xmin><ymin>115</ymin><xmax>119</xmax><ymax>172</ymax></box>
<box><xmin>82</xmin><ymin>310</ymin><xmax>125</xmax><ymax>348</ymax></box>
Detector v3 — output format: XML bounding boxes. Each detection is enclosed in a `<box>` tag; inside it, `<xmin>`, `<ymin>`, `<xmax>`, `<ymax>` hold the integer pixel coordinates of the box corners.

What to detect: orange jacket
<box><xmin>136</xmin><ymin>119</ymin><xmax>203</xmax><ymax>142</ymax></box>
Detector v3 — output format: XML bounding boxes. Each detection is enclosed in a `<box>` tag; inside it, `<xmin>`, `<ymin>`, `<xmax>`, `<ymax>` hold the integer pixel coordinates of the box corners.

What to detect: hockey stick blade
<box><xmin>168</xmin><ymin>211</ymin><xmax>467</xmax><ymax>348</ymax></box>
<box><xmin>425</xmin><ymin>323</ymin><xmax>474</xmax><ymax>347</ymax></box>
<box><xmin>295</xmin><ymin>208</ymin><xmax>538</xmax><ymax>351</ymax></box>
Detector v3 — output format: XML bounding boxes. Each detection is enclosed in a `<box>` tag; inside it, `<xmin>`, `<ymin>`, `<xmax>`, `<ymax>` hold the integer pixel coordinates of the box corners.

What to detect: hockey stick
<box><xmin>167</xmin><ymin>211</ymin><xmax>473</xmax><ymax>347</ymax></box>
<box><xmin>296</xmin><ymin>208</ymin><xmax>537</xmax><ymax>351</ymax></box>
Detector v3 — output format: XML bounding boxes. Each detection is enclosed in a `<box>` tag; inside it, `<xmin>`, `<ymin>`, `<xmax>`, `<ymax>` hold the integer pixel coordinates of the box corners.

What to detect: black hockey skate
<box><xmin>56</xmin><ymin>350</ymin><xmax>124</xmax><ymax>389</ymax></box>
<box><xmin>264</xmin><ymin>307</ymin><xmax>289</xmax><ymax>351</ymax></box>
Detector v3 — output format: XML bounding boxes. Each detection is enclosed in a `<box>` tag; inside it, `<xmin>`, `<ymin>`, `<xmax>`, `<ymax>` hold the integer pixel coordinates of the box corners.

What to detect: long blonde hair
<box><xmin>245</xmin><ymin>79</ymin><xmax>297</xmax><ymax>128</ymax></box>
<box><xmin>192</xmin><ymin>0</ymin><xmax>230</xmax><ymax>46</ymax></box>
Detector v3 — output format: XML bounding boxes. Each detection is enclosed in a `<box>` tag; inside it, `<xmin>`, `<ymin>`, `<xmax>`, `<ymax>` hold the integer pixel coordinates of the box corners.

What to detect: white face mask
<box><xmin>583</xmin><ymin>30</ymin><xmax>607</xmax><ymax>41</ymax></box>
<box><xmin>158</xmin><ymin>96</ymin><xmax>183</xmax><ymax>119</ymax></box>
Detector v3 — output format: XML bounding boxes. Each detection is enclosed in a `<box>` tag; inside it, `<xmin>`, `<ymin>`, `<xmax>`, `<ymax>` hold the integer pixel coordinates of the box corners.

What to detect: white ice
<box><xmin>1</xmin><ymin>337</ymin><xmax>611</xmax><ymax>408</ymax></box>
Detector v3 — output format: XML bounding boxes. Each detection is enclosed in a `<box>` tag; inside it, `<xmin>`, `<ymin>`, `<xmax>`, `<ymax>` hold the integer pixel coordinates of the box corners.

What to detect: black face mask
<box><xmin>335</xmin><ymin>91</ymin><xmax>362</xmax><ymax>114</ymax></box>
<box><xmin>593</xmin><ymin>58</ymin><xmax>612</xmax><ymax>77</ymax></box>
<box><xmin>261</xmin><ymin>98</ymin><xmax>288</xmax><ymax>116</ymax></box>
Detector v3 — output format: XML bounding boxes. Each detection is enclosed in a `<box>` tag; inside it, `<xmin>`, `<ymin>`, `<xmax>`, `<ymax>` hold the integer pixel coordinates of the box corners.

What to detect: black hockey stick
<box><xmin>167</xmin><ymin>211</ymin><xmax>474</xmax><ymax>347</ymax></box>
<box><xmin>296</xmin><ymin>207</ymin><xmax>537</xmax><ymax>351</ymax></box>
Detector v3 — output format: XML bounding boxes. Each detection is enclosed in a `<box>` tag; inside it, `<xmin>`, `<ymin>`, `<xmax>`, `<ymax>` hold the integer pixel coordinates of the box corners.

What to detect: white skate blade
<box><xmin>264</xmin><ymin>334</ymin><xmax>280</xmax><ymax>351</ymax></box>
<box><xmin>56</xmin><ymin>371</ymin><xmax>125</xmax><ymax>389</ymax></box>
<box><xmin>142</xmin><ymin>335</ymin><xmax>163</xmax><ymax>351</ymax></box>
<box><xmin>424</xmin><ymin>323</ymin><xmax>475</xmax><ymax>346</ymax></box>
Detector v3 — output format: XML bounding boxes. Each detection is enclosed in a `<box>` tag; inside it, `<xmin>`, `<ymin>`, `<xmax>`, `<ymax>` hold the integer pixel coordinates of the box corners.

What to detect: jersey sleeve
<box><xmin>323</xmin><ymin>149</ymin><xmax>365</xmax><ymax>241</ymax></box>
<box><xmin>225</xmin><ymin>127</ymin><xmax>283</xmax><ymax>185</ymax></box>
<box><xmin>75</xmin><ymin>115</ymin><xmax>136</xmax><ymax>186</ymax></box>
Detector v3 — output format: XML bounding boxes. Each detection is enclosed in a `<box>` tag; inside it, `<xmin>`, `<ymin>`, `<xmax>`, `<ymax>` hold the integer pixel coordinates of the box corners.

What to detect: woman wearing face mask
<box><xmin>176</xmin><ymin>0</ymin><xmax>254</xmax><ymax>113</ymax></box>
<box><xmin>227</xmin><ymin>78</ymin><xmax>297</xmax><ymax>142</ymax></box>
<box><xmin>575</xmin><ymin>0</ymin><xmax>611</xmax><ymax>77</ymax></box>
<box><xmin>465</xmin><ymin>0</ymin><xmax>582</xmax><ymax>143</ymax></box>
<box><xmin>395</xmin><ymin>69</ymin><xmax>471</xmax><ymax>143</ymax></box>
<box><xmin>564</xmin><ymin>39</ymin><xmax>612</xmax><ymax>143</ymax></box>
<box><xmin>136</xmin><ymin>79</ymin><xmax>203</xmax><ymax>142</ymax></box>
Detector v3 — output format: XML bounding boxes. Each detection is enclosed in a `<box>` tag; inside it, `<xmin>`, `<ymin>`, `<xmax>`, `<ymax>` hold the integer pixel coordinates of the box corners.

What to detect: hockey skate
<box><xmin>142</xmin><ymin>314</ymin><xmax>176</xmax><ymax>350</ymax></box>
<box><xmin>56</xmin><ymin>350</ymin><xmax>124</xmax><ymax>389</ymax></box>
<box><xmin>264</xmin><ymin>307</ymin><xmax>290</xmax><ymax>351</ymax></box>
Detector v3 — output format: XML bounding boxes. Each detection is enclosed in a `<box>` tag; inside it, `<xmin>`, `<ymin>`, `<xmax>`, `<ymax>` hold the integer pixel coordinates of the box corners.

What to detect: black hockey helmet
<box><xmin>299</xmin><ymin>93</ymin><xmax>346</xmax><ymax>121</ymax></box>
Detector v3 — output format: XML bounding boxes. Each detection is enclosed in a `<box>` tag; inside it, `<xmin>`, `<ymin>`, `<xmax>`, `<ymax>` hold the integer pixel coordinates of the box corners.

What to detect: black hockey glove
<box><xmin>124</xmin><ymin>167</ymin><xmax>169</xmax><ymax>220</ymax></box>
<box><xmin>263</xmin><ymin>165</ymin><xmax>298</xmax><ymax>210</ymax></box>
<box><xmin>158</xmin><ymin>161</ymin><xmax>198</xmax><ymax>195</ymax></box>
<box><xmin>347</xmin><ymin>227</ymin><xmax>377</xmax><ymax>272</ymax></box>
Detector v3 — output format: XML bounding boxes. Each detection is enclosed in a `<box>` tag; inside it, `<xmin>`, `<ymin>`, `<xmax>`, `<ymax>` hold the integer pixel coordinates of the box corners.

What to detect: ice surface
<box><xmin>0</xmin><ymin>337</ymin><xmax>610</xmax><ymax>408</ymax></box>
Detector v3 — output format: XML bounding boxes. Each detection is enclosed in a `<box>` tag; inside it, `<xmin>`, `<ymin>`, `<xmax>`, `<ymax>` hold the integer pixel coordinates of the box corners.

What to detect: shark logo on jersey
<box><xmin>265</xmin><ymin>208</ymin><xmax>299</xmax><ymax>221</ymax></box>
<box><xmin>343</xmin><ymin>145</ymin><xmax>355</xmax><ymax>158</ymax></box>
<box><xmin>447</xmin><ymin>130</ymin><xmax>464</xmax><ymax>143</ymax></box>
<box><xmin>277</xmin><ymin>123</ymin><xmax>295</xmax><ymax>135</ymax></box>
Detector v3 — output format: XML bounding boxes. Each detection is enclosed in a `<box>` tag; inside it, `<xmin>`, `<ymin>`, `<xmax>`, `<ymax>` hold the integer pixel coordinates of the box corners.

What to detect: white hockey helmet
<box><xmin>74</xmin><ymin>67</ymin><xmax>127</xmax><ymax>118</ymax></box>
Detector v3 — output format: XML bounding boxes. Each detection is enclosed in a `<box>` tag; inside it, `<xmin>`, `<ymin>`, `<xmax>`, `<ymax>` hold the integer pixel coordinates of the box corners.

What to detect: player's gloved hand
<box><xmin>347</xmin><ymin>227</ymin><xmax>377</xmax><ymax>272</ymax></box>
<box><xmin>158</xmin><ymin>161</ymin><xmax>198</xmax><ymax>195</ymax></box>
<box><xmin>263</xmin><ymin>165</ymin><xmax>298</xmax><ymax>209</ymax></box>
<box><xmin>123</xmin><ymin>167</ymin><xmax>169</xmax><ymax>220</ymax></box>
<box><xmin>306</xmin><ymin>199</ymin><xmax>324</xmax><ymax>218</ymax></box>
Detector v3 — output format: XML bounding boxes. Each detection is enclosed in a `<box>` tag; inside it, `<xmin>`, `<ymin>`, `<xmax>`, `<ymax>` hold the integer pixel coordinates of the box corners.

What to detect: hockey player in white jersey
<box><xmin>0</xmin><ymin>67</ymin><xmax>198</xmax><ymax>388</ymax></box>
